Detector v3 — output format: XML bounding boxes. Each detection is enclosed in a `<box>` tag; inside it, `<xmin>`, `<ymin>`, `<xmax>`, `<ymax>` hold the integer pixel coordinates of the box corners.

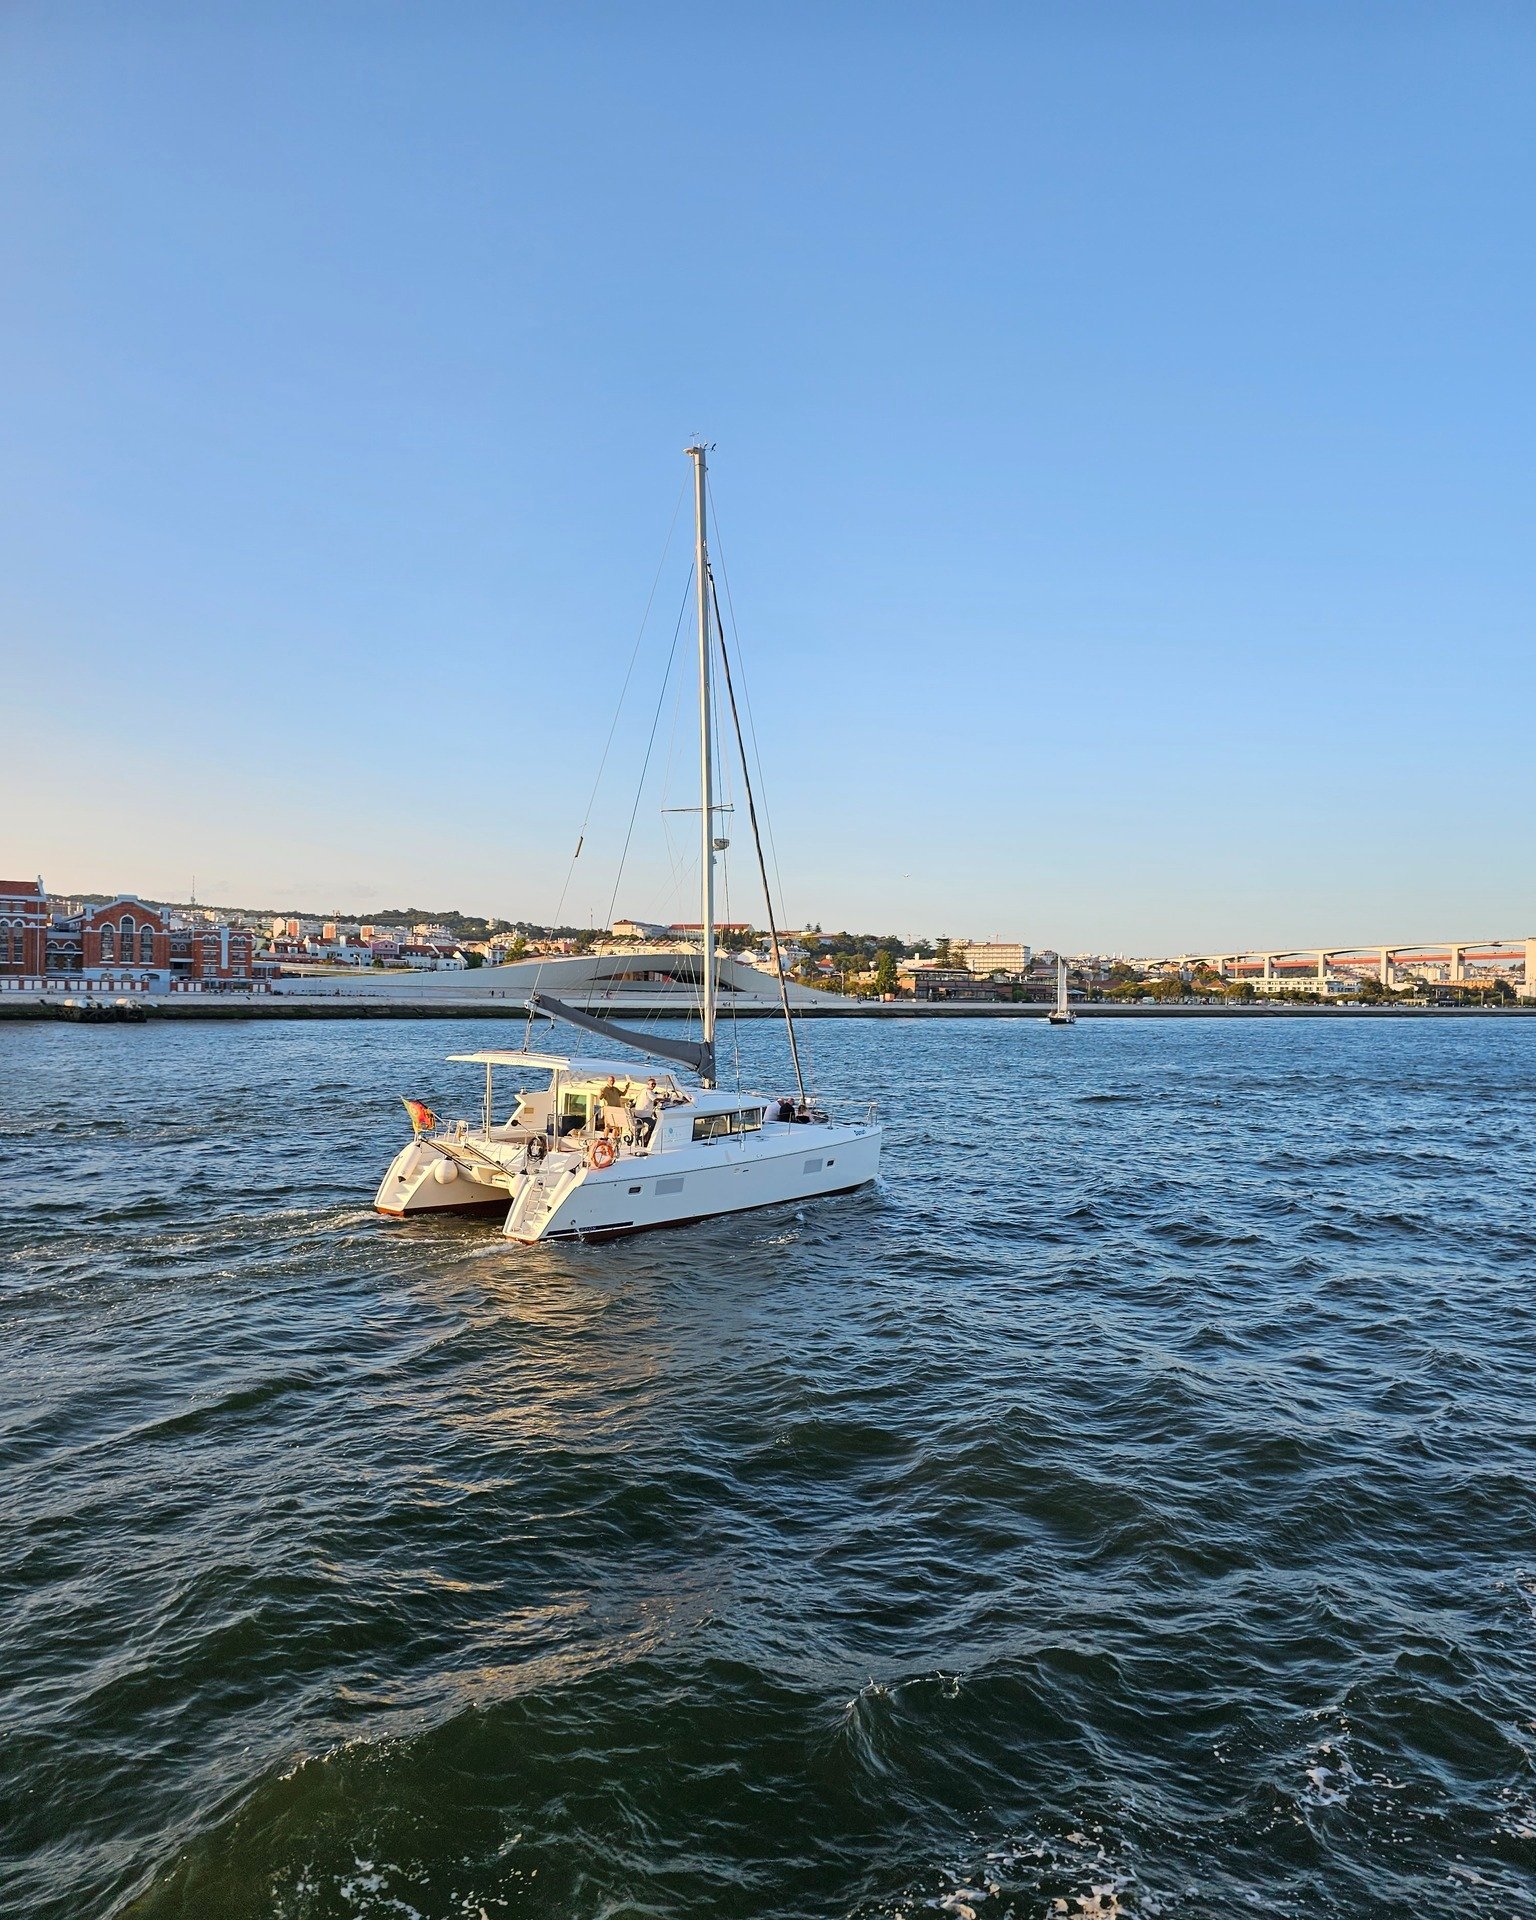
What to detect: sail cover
<box><xmin>526</xmin><ymin>992</ymin><xmax>714</xmax><ymax>1079</ymax></box>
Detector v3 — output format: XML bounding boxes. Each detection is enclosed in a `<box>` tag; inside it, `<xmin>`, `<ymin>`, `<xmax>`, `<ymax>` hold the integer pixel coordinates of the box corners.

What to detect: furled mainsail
<box><xmin>526</xmin><ymin>991</ymin><xmax>714</xmax><ymax>1080</ymax></box>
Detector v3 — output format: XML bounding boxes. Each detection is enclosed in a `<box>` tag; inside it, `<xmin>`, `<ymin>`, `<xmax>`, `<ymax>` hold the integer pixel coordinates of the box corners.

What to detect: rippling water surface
<box><xmin>4</xmin><ymin>1015</ymin><xmax>1536</xmax><ymax>1918</ymax></box>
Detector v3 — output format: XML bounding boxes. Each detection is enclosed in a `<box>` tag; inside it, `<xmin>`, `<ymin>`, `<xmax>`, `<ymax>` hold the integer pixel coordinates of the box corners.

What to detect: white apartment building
<box><xmin>1251</xmin><ymin>975</ymin><xmax>1356</xmax><ymax>998</ymax></box>
<box><xmin>959</xmin><ymin>941</ymin><xmax>1031</xmax><ymax>975</ymax></box>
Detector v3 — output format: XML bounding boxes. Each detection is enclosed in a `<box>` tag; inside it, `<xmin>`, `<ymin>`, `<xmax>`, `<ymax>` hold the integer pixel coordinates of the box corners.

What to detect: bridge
<box><xmin>1160</xmin><ymin>936</ymin><xmax>1534</xmax><ymax>989</ymax></box>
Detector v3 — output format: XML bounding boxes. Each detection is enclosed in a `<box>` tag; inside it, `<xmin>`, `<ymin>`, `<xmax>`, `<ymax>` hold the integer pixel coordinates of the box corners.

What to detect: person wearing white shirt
<box><xmin>630</xmin><ymin>1078</ymin><xmax>658</xmax><ymax>1144</ymax></box>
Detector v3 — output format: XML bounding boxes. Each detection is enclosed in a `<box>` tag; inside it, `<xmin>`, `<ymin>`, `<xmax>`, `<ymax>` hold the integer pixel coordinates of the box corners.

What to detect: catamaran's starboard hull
<box><xmin>503</xmin><ymin>1124</ymin><xmax>882</xmax><ymax>1243</ymax></box>
<box><xmin>522</xmin><ymin>1181</ymin><xmax>872</xmax><ymax>1241</ymax></box>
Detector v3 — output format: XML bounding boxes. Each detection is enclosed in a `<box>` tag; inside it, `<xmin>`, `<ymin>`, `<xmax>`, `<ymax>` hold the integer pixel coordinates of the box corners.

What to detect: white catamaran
<box><xmin>374</xmin><ymin>445</ymin><xmax>883</xmax><ymax>1242</ymax></box>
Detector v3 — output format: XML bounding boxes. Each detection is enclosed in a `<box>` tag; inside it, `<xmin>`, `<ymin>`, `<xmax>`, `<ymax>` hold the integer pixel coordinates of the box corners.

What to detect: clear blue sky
<box><xmin>2</xmin><ymin>2</ymin><xmax>1532</xmax><ymax>951</ymax></box>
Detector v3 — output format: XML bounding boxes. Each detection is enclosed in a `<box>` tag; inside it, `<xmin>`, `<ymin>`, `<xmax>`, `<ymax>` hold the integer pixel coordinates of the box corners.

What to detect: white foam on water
<box><xmin>328</xmin><ymin>1855</ymin><xmax>428</xmax><ymax>1919</ymax></box>
<box><xmin>914</xmin><ymin>1825</ymin><xmax>1146</xmax><ymax>1920</ymax></box>
<box><xmin>1301</xmin><ymin>1725</ymin><xmax>1362</xmax><ymax>1808</ymax></box>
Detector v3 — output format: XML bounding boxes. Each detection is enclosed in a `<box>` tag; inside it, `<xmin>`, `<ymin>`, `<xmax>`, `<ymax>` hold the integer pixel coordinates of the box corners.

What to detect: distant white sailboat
<box><xmin>374</xmin><ymin>445</ymin><xmax>883</xmax><ymax>1240</ymax></box>
<box><xmin>1048</xmin><ymin>953</ymin><xmax>1076</xmax><ymax>1025</ymax></box>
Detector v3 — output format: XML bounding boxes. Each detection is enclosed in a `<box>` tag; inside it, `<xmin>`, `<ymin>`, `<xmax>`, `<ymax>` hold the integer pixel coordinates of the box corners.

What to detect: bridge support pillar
<box><xmin>1449</xmin><ymin>945</ymin><xmax>1464</xmax><ymax>984</ymax></box>
<box><xmin>1316</xmin><ymin>951</ymin><xmax>1328</xmax><ymax>984</ymax></box>
<box><xmin>1379</xmin><ymin>948</ymin><xmax>1391</xmax><ymax>985</ymax></box>
<box><xmin>1263</xmin><ymin>954</ymin><xmax>1273</xmax><ymax>982</ymax></box>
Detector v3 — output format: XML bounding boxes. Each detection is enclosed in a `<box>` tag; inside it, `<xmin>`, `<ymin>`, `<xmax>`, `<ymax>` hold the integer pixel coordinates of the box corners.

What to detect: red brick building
<box><xmin>2</xmin><ymin>875</ymin><xmax>263</xmax><ymax>990</ymax></box>
<box><xmin>77</xmin><ymin>898</ymin><xmax>172</xmax><ymax>971</ymax></box>
<box><xmin>169</xmin><ymin>923</ymin><xmax>256</xmax><ymax>981</ymax></box>
<box><xmin>39</xmin><ymin>897</ymin><xmax>168</xmax><ymax>977</ymax></box>
<box><xmin>0</xmin><ymin>878</ymin><xmax>49</xmax><ymax>976</ymax></box>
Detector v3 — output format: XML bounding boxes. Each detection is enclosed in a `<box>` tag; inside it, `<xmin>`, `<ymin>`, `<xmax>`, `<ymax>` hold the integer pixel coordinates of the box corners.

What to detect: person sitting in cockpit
<box><xmin>630</xmin><ymin>1078</ymin><xmax>659</xmax><ymax>1142</ymax></box>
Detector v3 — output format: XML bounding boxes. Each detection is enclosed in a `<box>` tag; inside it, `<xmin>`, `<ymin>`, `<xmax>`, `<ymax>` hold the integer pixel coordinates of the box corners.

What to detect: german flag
<box><xmin>401</xmin><ymin>1097</ymin><xmax>439</xmax><ymax>1134</ymax></box>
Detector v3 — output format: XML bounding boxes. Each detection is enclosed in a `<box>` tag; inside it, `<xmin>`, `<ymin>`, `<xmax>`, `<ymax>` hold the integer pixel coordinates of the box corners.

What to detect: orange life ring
<box><xmin>591</xmin><ymin>1138</ymin><xmax>617</xmax><ymax>1170</ymax></box>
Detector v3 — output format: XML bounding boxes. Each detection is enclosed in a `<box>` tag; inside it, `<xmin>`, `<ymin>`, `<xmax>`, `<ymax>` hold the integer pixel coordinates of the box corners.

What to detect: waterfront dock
<box><xmin>1</xmin><ymin>992</ymin><xmax>1529</xmax><ymax>1023</ymax></box>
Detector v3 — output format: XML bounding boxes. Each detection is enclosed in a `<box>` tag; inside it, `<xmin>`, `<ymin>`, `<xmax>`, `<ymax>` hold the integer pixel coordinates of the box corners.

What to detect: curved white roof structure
<box><xmin>271</xmin><ymin>947</ymin><xmax>835</xmax><ymax>1011</ymax></box>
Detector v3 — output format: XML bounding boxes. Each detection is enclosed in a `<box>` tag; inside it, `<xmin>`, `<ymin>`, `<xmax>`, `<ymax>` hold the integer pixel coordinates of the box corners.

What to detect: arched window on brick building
<box><xmin>140</xmin><ymin>926</ymin><xmax>155</xmax><ymax>964</ymax></box>
<box><xmin>120</xmin><ymin>913</ymin><xmax>135</xmax><ymax>947</ymax></box>
<box><xmin>0</xmin><ymin>924</ymin><xmax>13</xmax><ymax>967</ymax></box>
<box><xmin>100</xmin><ymin>924</ymin><xmax>115</xmax><ymax>962</ymax></box>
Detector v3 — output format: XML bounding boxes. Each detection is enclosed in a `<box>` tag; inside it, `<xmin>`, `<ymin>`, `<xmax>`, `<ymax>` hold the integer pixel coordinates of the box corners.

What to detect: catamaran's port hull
<box><xmin>374</xmin><ymin>1138</ymin><xmax>522</xmax><ymax>1216</ymax></box>
<box><xmin>376</xmin><ymin>1194</ymin><xmax>509</xmax><ymax>1218</ymax></box>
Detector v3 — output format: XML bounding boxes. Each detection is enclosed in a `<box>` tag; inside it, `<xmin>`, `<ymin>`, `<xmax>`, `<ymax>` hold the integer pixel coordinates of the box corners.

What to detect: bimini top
<box><xmin>446</xmin><ymin>1050</ymin><xmax>683</xmax><ymax>1081</ymax></box>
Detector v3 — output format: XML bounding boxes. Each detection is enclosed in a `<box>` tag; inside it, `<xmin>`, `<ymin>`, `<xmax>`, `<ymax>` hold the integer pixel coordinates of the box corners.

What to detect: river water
<box><xmin>4</xmin><ymin>1015</ymin><xmax>1535</xmax><ymax>1918</ymax></box>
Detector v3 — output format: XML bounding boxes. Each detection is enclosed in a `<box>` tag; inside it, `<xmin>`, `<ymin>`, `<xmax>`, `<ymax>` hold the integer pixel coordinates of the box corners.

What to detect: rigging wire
<box><xmin>708</xmin><ymin>592</ymin><xmax>736</xmax><ymax>1078</ymax></box>
<box><xmin>720</xmin><ymin>843</ymin><xmax>743</xmax><ymax>1095</ymax></box>
<box><xmin>706</xmin><ymin>481</ymin><xmax>814</xmax><ymax>1094</ymax></box>
<box><xmin>589</xmin><ymin>569</ymin><xmax>697</xmax><ymax>1052</ymax></box>
<box><xmin>522</xmin><ymin>476</ymin><xmax>687</xmax><ymax>1048</ymax></box>
<box><xmin>707</xmin><ymin>487</ymin><xmax>793</xmax><ymax>951</ymax></box>
<box><xmin>710</xmin><ymin>568</ymin><xmax>808</xmax><ymax>1105</ymax></box>
<box><xmin>517</xmin><ymin>466</ymin><xmax>811</xmax><ymax>1091</ymax></box>
<box><xmin>600</xmin><ymin>569</ymin><xmax>693</xmax><ymax>939</ymax></box>
<box><xmin>657</xmin><ymin>626</ymin><xmax>693</xmax><ymax>898</ymax></box>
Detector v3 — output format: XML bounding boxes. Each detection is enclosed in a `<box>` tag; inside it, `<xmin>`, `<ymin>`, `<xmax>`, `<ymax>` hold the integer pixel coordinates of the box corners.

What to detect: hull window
<box><xmin>692</xmin><ymin>1107</ymin><xmax>765</xmax><ymax>1142</ymax></box>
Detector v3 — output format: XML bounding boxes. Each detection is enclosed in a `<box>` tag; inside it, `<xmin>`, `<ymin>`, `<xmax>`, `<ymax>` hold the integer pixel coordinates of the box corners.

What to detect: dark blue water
<box><xmin>4</xmin><ymin>1015</ymin><xmax>1536</xmax><ymax>1918</ymax></box>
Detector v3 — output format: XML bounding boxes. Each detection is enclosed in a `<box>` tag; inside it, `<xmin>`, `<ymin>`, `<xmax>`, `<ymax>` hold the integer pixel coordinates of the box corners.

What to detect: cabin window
<box><xmin>558</xmin><ymin>1090</ymin><xmax>593</xmax><ymax>1135</ymax></box>
<box><xmin>691</xmin><ymin>1108</ymin><xmax>765</xmax><ymax>1142</ymax></box>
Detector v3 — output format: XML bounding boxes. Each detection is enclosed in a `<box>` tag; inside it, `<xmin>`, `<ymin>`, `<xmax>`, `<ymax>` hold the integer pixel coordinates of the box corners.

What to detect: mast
<box><xmin>688</xmin><ymin>444</ymin><xmax>717</xmax><ymax>1086</ymax></box>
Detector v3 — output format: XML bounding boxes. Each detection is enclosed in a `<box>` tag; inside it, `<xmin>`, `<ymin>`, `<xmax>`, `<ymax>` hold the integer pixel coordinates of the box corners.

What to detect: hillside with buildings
<box><xmin>3</xmin><ymin>875</ymin><xmax>1529</xmax><ymax>1005</ymax></box>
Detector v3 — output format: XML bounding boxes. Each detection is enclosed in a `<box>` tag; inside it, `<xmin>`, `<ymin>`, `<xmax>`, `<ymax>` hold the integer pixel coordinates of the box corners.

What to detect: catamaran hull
<box><xmin>374</xmin><ymin>1139</ymin><xmax>519</xmax><ymax>1216</ymax></box>
<box><xmin>503</xmin><ymin>1125</ymin><xmax>882</xmax><ymax>1243</ymax></box>
<box><xmin>522</xmin><ymin>1180</ymin><xmax>870</xmax><ymax>1241</ymax></box>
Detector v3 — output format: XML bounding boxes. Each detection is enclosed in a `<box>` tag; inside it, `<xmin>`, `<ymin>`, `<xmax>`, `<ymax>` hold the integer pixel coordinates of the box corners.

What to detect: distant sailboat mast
<box><xmin>1049</xmin><ymin>950</ymin><xmax>1076</xmax><ymax>1024</ymax></box>
<box><xmin>689</xmin><ymin>443</ymin><xmax>718</xmax><ymax>1088</ymax></box>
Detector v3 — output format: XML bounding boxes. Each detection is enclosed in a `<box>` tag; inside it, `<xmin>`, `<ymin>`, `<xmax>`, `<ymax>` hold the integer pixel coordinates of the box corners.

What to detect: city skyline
<box><xmin>11</xmin><ymin>867</ymin><xmax>1533</xmax><ymax>979</ymax></box>
<box><xmin>3</xmin><ymin>5</ymin><xmax>1533</xmax><ymax>948</ymax></box>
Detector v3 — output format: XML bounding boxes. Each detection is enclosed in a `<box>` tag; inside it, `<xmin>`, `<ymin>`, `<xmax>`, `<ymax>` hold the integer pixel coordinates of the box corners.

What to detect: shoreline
<box><xmin>2</xmin><ymin>997</ymin><xmax>1531</xmax><ymax>1023</ymax></box>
